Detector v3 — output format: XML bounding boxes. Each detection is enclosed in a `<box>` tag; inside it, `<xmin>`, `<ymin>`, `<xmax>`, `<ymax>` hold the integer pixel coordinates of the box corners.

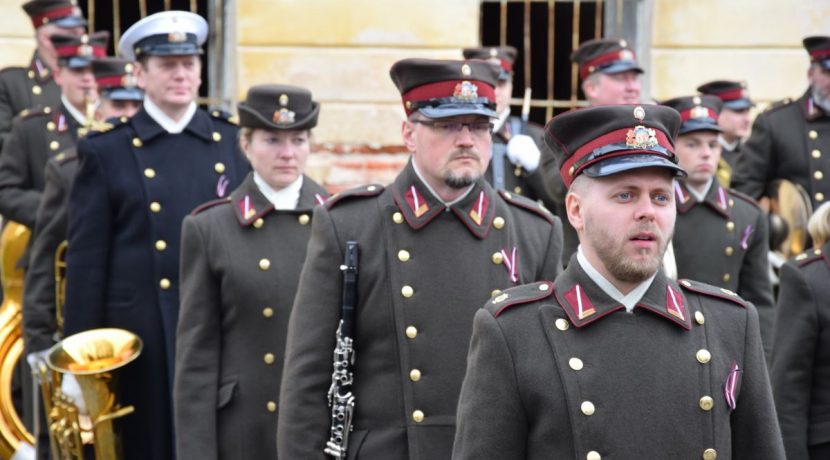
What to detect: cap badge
<box><xmin>279</xmin><ymin>94</ymin><xmax>289</xmax><ymax>106</ymax></box>
<box><xmin>633</xmin><ymin>105</ymin><xmax>646</xmax><ymax>121</ymax></box>
<box><xmin>121</xmin><ymin>74</ymin><xmax>138</xmax><ymax>88</ymax></box>
<box><xmin>81</xmin><ymin>35</ymin><xmax>90</xmax><ymax>44</ymax></box>
<box><xmin>489</xmin><ymin>48</ymin><xmax>498</xmax><ymax>57</ymax></box>
<box><xmin>620</xmin><ymin>39</ymin><xmax>628</xmax><ymax>47</ymax></box>
<box><xmin>78</xmin><ymin>44</ymin><xmax>93</xmax><ymax>57</ymax></box>
<box><xmin>619</xmin><ymin>49</ymin><xmax>635</xmax><ymax>61</ymax></box>
<box><xmin>168</xmin><ymin>31</ymin><xmax>187</xmax><ymax>43</ymax></box>
<box><xmin>461</xmin><ymin>63</ymin><xmax>472</xmax><ymax>76</ymax></box>
<box><xmin>626</xmin><ymin>125</ymin><xmax>658</xmax><ymax>149</ymax></box>
<box><xmin>273</xmin><ymin>108</ymin><xmax>296</xmax><ymax>125</ymax></box>
<box><xmin>692</xmin><ymin>96</ymin><xmax>702</xmax><ymax>104</ymax></box>
<box><xmin>124</xmin><ymin>63</ymin><xmax>134</xmax><ymax>73</ymax></box>
<box><xmin>453</xmin><ymin>81</ymin><xmax>479</xmax><ymax>102</ymax></box>
<box><xmin>691</xmin><ymin>105</ymin><xmax>709</xmax><ymax>119</ymax></box>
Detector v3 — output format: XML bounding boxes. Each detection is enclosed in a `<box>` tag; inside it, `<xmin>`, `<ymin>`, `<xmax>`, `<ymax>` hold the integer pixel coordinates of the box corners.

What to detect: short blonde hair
<box><xmin>808</xmin><ymin>201</ymin><xmax>830</xmax><ymax>247</ymax></box>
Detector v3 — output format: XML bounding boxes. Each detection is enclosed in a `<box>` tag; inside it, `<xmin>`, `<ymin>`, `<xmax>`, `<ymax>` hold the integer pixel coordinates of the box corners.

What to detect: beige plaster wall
<box><xmin>0</xmin><ymin>2</ymin><xmax>38</xmax><ymax>70</ymax></box>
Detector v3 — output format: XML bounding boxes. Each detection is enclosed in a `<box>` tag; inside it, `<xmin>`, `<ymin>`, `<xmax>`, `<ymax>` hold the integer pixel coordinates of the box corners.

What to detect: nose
<box><xmin>634</xmin><ymin>196</ymin><xmax>656</xmax><ymax>222</ymax></box>
<box><xmin>276</xmin><ymin>142</ymin><xmax>296</xmax><ymax>159</ymax></box>
<box><xmin>455</xmin><ymin>125</ymin><xmax>475</xmax><ymax>147</ymax></box>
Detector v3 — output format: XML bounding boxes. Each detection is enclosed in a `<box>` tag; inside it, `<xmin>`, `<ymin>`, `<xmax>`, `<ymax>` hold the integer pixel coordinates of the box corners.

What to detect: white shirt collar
<box><xmin>143</xmin><ymin>98</ymin><xmax>197</xmax><ymax>134</ymax></box>
<box><xmin>576</xmin><ymin>245</ymin><xmax>657</xmax><ymax>312</ymax></box>
<box><xmin>253</xmin><ymin>173</ymin><xmax>303</xmax><ymax>210</ymax></box>
<box><xmin>411</xmin><ymin>161</ymin><xmax>474</xmax><ymax>207</ymax></box>
<box><xmin>61</xmin><ymin>95</ymin><xmax>86</xmax><ymax>125</ymax></box>
<box><xmin>718</xmin><ymin>134</ymin><xmax>739</xmax><ymax>152</ymax></box>
<box><xmin>492</xmin><ymin>108</ymin><xmax>511</xmax><ymax>133</ymax></box>
<box><xmin>686</xmin><ymin>178</ymin><xmax>713</xmax><ymax>203</ymax></box>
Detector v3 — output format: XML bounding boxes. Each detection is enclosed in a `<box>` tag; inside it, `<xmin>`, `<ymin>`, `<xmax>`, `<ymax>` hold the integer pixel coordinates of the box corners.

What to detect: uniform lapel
<box><xmin>449</xmin><ymin>183</ymin><xmax>495</xmax><ymax>239</ymax></box>
<box><xmin>231</xmin><ymin>174</ymin><xmax>274</xmax><ymax>226</ymax></box>
<box><xmin>634</xmin><ymin>274</ymin><xmax>693</xmax><ymax>330</ymax></box>
<box><xmin>701</xmin><ymin>181</ymin><xmax>731</xmax><ymax>219</ymax></box>
<box><xmin>182</xmin><ymin>109</ymin><xmax>213</xmax><ymax>142</ymax></box>
<box><xmin>553</xmin><ymin>262</ymin><xmax>624</xmax><ymax>327</ymax></box>
<box><xmin>296</xmin><ymin>175</ymin><xmax>328</xmax><ymax>209</ymax></box>
<box><xmin>131</xmin><ymin>108</ymin><xmax>168</xmax><ymax>144</ymax></box>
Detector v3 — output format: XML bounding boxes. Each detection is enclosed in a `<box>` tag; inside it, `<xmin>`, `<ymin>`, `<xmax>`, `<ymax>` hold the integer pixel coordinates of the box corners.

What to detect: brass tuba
<box><xmin>44</xmin><ymin>328</ymin><xmax>142</xmax><ymax>460</ymax></box>
<box><xmin>768</xmin><ymin>179</ymin><xmax>813</xmax><ymax>258</ymax></box>
<box><xmin>54</xmin><ymin>240</ymin><xmax>68</xmax><ymax>334</ymax></box>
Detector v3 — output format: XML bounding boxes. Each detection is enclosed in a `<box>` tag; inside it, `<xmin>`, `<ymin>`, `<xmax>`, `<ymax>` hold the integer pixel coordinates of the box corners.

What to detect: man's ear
<box><xmin>566</xmin><ymin>191</ymin><xmax>585</xmax><ymax>232</ymax></box>
<box><xmin>401</xmin><ymin>120</ymin><xmax>417</xmax><ymax>153</ymax></box>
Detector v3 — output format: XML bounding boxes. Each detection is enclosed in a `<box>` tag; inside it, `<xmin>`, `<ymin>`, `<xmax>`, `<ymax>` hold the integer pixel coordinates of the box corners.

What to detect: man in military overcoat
<box><xmin>278</xmin><ymin>58</ymin><xmax>562</xmax><ymax>460</ymax></box>
<box><xmin>732</xmin><ymin>36</ymin><xmax>830</xmax><ymax>210</ymax></box>
<box><xmin>662</xmin><ymin>95</ymin><xmax>775</xmax><ymax>360</ymax></box>
<box><xmin>0</xmin><ymin>0</ymin><xmax>86</xmax><ymax>150</ymax></box>
<box><xmin>453</xmin><ymin>104</ymin><xmax>784</xmax><ymax>459</ymax></box>
<box><xmin>62</xmin><ymin>12</ymin><xmax>248</xmax><ymax>460</ymax></box>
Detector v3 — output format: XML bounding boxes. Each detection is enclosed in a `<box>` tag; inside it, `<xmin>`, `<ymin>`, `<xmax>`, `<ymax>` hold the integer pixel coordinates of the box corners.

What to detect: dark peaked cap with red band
<box><xmin>390</xmin><ymin>58</ymin><xmax>499</xmax><ymax>119</ymax></box>
<box><xmin>462</xmin><ymin>46</ymin><xmax>517</xmax><ymax>81</ymax></box>
<box><xmin>22</xmin><ymin>0</ymin><xmax>87</xmax><ymax>29</ymax></box>
<box><xmin>92</xmin><ymin>57</ymin><xmax>144</xmax><ymax>101</ymax></box>
<box><xmin>697</xmin><ymin>80</ymin><xmax>753</xmax><ymax>111</ymax></box>
<box><xmin>545</xmin><ymin>104</ymin><xmax>685</xmax><ymax>188</ymax></box>
<box><xmin>50</xmin><ymin>32</ymin><xmax>109</xmax><ymax>69</ymax></box>
<box><xmin>804</xmin><ymin>36</ymin><xmax>830</xmax><ymax>70</ymax></box>
<box><xmin>661</xmin><ymin>95</ymin><xmax>722</xmax><ymax>135</ymax></box>
<box><xmin>571</xmin><ymin>38</ymin><xmax>643</xmax><ymax>81</ymax></box>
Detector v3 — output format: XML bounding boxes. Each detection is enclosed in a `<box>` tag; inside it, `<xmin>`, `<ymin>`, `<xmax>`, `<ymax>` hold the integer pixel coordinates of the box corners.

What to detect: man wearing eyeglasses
<box><xmin>278</xmin><ymin>58</ymin><xmax>563</xmax><ymax>460</ymax></box>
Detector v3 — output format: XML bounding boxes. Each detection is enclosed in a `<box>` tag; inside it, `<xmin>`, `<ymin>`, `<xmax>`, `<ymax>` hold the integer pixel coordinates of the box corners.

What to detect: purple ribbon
<box><xmin>724</xmin><ymin>362</ymin><xmax>742</xmax><ymax>411</ymax></box>
<box><xmin>216</xmin><ymin>174</ymin><xmax>229</xmax><ymax>197</ymax></box>
<box><xmin>740</xmin><ymin>225</ymin><xmax>753</xmax><ymax>250</ymax></box>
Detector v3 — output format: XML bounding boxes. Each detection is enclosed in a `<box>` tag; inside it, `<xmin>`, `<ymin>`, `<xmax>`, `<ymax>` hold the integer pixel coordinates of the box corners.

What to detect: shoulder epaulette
<box><xmin>794</xmin><ymin>247</ymin><xmax>823</xmax><ymax>267</ymax></box>
<box><xmin>677</xmin><ymin>279</ymin><xmax>748</xmax><ymax>309</ymax></box>
<box><xmin>55</xmin><ymin>151</ymin><xmax>78</xmax><ymax>165</ymax></box>
<box><xmin>0</xmin><ymin>66</ymin><xmax>24</xmax><ymax>76</ymax></box>
<box><xmin>728</xmin><ymin>188</ymin><xmax>761</xmax><ymax>210</ymax></box>
<box><xmin>325</xmin><ymin>184</ymin><xmax>384</xmax><ymax>209</ymax></box>
<box><xmin>764</xmin><ymin>98</ymin><xmax>793</xmax><ymax>113</ymax></box>
<box><xmin>210</xmin><ymin>109</ymin><xmax>238</xmax><ymax>125</ymax></box>
<box><xmin>191</xmin><ymin>197</ymin><xmax>232</xmax><ymax>216</ymax></box>
<box><xmin>498</xmin><ymin>189</ymin><xmax>554</xmax><ymax>224</ymax></box>
<box><xmin>487</xmin><ymin>280</ymin><xmax>555</xmax><ymax>318</ymax></box>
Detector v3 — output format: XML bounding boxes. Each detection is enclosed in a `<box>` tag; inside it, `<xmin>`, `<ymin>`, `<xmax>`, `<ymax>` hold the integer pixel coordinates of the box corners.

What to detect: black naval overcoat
<box><xmin>278</xmin><ymin>161</ymin><xmax>563</xmax><ymax>460</ymax></box>
<box><xmin>63</xmin><ymin>107</ymin><xmax>249</xmax><ymax>460</ymax></box>
<box><xmin>485</xmin><ymin>117</ymin><xmax>558</xmax><ymax>212</ymax></box>
<box><xmin>0</xmin><ymin>52</ymin><xmax>60</xmax><ymax>150</ymax></box>
<box><xmin>673</xmin><ymin>181</ymin><xmax>775</xmax><ymax>358</ymax></box>
<box><xmin>174</xmin><ymin>173</ymin><xmax>327</xmax><ymax>460</ymax></box>
<box><xmin>732</xmin><ymin>90</ymin><xmax>830</xmax><ymax>210</ymax></box>
<box><xmin>453</xmin><ymin>259</ymin><xmax>785</xmax><ymax>460</ymax></box>
<box><xmin>771</xmin><ymin>241</ymin><xmax>830</xmax><ymax>460</ymax></box>
<box><xmin>0</xmin><ymin>103</ymin><xmax>79</xmax><ymax>229</ymax></box>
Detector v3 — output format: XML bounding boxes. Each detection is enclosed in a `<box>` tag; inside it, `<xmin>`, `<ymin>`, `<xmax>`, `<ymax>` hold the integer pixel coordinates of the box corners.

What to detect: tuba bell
<box><xmin>44</xmin><ymin>328</ymin><xmax>142</xmax><ymax>460</ymax></box>
<box><xmin>768</xmin><ymin>179</ymin><xmax>813</xmax><ymax>259</ymax></box>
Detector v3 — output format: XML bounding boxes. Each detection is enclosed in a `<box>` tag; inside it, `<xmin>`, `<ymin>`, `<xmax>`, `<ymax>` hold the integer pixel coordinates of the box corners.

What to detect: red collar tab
<box><xmin>674</xmin><ymin>181</ymin><xmax>691</xmax><ymax>207</ymax></box>
<box><xmin>401</xmin><ymin>79</ymin><xmax>496</xmax><ymax>116</ymax></box>
<box><xmin>579</xmin><ymin>48</ymin><xmax>637</xmax><ymax>79</ymax></box>
<box><xmin>665</xmin><ymin>285</ymin><xmax>686</xmax><ymax>322</ymax></box>
<box><xmin>404</xmin><ymin>184</ymin><xmax>430</xmax><ymax>218</ymax></box>
<box><xmin>468</xmin><ymin>190</ymin><xmax>489</xmax><ymax>226</ymax></box>
<box><xmin>238</xmin><ymin>195</ymin><xmax>258</xmax><ymax>221</ymax></box>
<box><xmin>563</xmin><ymin>283</ymin><xmax>597</xmax><ymax>321</ymax></box>
<box><xmin>31</xmin><ymin>6</ymin><xmax>75</xmax><ymax>28</ymax></box>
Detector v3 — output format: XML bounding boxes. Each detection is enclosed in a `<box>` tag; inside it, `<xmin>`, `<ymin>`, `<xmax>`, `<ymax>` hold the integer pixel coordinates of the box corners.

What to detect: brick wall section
<box><xmin>308</xmin><ymin>146</ymin><xmax>409</xmax><ymax>194</ymax></box>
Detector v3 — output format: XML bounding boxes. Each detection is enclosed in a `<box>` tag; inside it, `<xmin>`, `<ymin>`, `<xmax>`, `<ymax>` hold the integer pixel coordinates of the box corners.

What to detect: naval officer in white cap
<box><xmin>62</xmin><ymin>11</ymin><xmax>249</xmax><ymax>460</ymax></box>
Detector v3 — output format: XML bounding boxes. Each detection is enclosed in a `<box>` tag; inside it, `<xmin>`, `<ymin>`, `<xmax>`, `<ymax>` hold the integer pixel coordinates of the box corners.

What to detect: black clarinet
<box><xmin>324</xmin><ymin>241</ymin><xmax>359</xmax><ymax>459</ymax></box>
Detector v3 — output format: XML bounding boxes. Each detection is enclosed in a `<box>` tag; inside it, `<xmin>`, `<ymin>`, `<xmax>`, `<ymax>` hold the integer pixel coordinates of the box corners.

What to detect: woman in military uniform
<box><xmin>173</xmin><ymin>84</ymin><xmax>327</xmax><ymax>459</ymax></box>
<box><xmin>771</xmin><ymin>202</ymin><xmax>830</xmax><ymax>460</ymax></box>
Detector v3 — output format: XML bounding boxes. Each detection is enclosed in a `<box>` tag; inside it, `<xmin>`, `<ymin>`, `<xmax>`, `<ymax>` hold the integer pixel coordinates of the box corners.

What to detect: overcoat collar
<box><xmin>675</xmin><ymin>180</ymin><xmax>731</xmax><ymax>219</ymax></box>
<box><xmin>802</xmin><ymin>90</ymin><xmax>829</xmax><ymax>121</ymax></box>
<box><xmin>131</xmin><ymin>106</ymin><xmax>214</xmax><ymax>143</ymax></box>
<box><xmin>231</xmin><ymin>172</ymin><xmax>327</xmax><ymax>226</ymax></box>
<box><xmin>391</xmin><ymin>160</ymin><xmax>497</xmax><ymax>239</ymax></box>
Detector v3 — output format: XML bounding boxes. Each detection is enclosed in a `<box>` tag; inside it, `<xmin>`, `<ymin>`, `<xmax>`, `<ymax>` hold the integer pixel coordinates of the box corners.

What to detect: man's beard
<box><xmin>812</xmin><ymin>85</ymin><xmax>830</xmax><ymax>113</ymax></box>
<box><xmin>585</xmin><ymin>214</ymin><xmax>670</xmax><ymax>283</ymax></box>
<box><xmin>443</xmin><ymin>149</ymin><xmax>482</xmax><ymax>189</ymax></box>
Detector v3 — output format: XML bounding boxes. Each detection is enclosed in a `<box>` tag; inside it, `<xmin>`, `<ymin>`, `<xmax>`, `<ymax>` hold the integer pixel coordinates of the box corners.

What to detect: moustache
<box><xmin>448</xmin><ymin>149</ymin><xmax>481</xmax><ymax>163</ymax></box>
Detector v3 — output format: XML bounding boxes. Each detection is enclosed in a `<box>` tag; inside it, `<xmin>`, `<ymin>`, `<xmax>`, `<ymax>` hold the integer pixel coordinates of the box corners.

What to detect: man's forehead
<box><xmin>594</xmin><ymin>168</ymin><xmax>675</xmax><ymax>188</ymax></box>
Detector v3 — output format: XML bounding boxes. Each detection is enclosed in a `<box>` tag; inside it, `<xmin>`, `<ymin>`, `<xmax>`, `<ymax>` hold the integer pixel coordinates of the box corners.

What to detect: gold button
<box><xmin>514</xmin><ymin>186</ymin><xmax>522</xmax><ymax>194</ymax></box>
<box><xmin>817</xmin><ymin>192</ymin><xmax>825</xmax><ymax>202</ymax></box>
<box><xmin>696</xmin><ymin>349</ymin><xmax>711</xmax><ymax>364</ymax></box>
<box><xmin>267</xmin><ymin>401</ymin><xmax>277</xmax><ymax>412</ymax></box>
<box><xmin>539</xmin><ymin>283</ymin><xmax>550</xmax><ymax>291</ymax></box>
<box><xmin>726</xmin><ymin>221</ymin><xmax>735</xmax><ymax>232</ymax></box>
<box><xmin>253</xmin><ymin>218</ymin><xmax>264</xmax><ymax>228</ymax></box>
<box><xmin>144</xmin><ymin>168</ymin><xmax>156</xmax><ymax>178</ymax></box>
<box><xmin>398</xmin><ymin>250</ymin><xmax>410</xmax><ymax>262</ymax></box>
<box><xmin>46</xmin><ymin>121</ymin><xmax>55</xmax><ymax>131</ymax></box>
<box><xmin>214</xmin><ymin>162</ymin><xmax>225</xmax><ymax>173</ymax></box>
<box><xmin>514</xmin><ymin>167</ymin><xmax>522</xmax><ymax>177</ymax></box>
<box><xmin>587</xmin><ymin>452</ymin><xmax>602</xmax><ymax>460</ymax></box>
<box><xmin>150</xmin><ymin>201</ymin><xmax>161</xmax><ymax>213</ymax></box>
<box><xmin>405</xmin><ymin>326</ymin><xmax>418</xmax><ymax>339</ymax></box>
<box><xmin>155</xmin><ymin>240</ymin><xmax>167</xmax><ymax>251</ymax></box>
<box><xmin>695</xmin><ymin>311</ymin><xmax>705</xmax><ymax>325</ymax></box>
<box><xmin>298</xmin><ymin>214</ymin><xmax>310</xmax><ymax>225</ymax></box>
<box><xmin>815</xmin><ymin>171</ymin><xmax>824</xmax><ymax>180</ymax></box>
<box><xmin>493</xmin><ymin>216</ymin><xmax>505</xmax><ymax>229</ymax></box>
<box><xmin>809</xmin><ymin>130</ymin><xmax>818</xmax><ymax>139</ymax></box>
<box><xmin>555</xmin><ymin>318</ymin><xmax>569</xmax><ymax>331</ymax></box>
<box><xmin>724</xmin><ymin>246</ymin><xmax>733</xmax><ymax>256</ymax></box>
<box><xmin>581</xmin><ymin>401</ymin><xmax>595</xmax><ymax>416</ymax></box>
<box><xmin>393</xmin><ymin>212</ymin><xmax>404</xmax><ymax>224</ymax></box>
<box><xmin>569</xmin><ymin>358</ymin><xmax>584</xmax><ymax>371</ymax></box>
<box><xmin>492</xmin><ymin>252</ymin><xmax>504</xmax><ymax>264</ymax></box>
<box><xmin>728</xmin><ymin>199</ymin><xmax>734</xmax><ymax>207</ymax></box>
<box><xmin>491</xmin><ymin>289</ymin><xmax>502</xmax><ymax>298</ymax></box>
<box><xmin>259</xmin><ymin>259</ymin><xmax>271</xmax><ymax>270</ymax></box>
<box><xmin>409</xmin><ymin>369</ymin><xmax>421</xmax><ymax>382</ymax></box>
<box><xmin>212</xmin><ymin>132</ymin><xmax>222</xmax><ymax>142</ymax></box>
<box><xmin>401</xmin><ymin>285</ymin><xmax>414</xmax><ymax>298</ymax></box>
<box><xmin>132</xmin><ymin>137</ymin><xmax>143</xmax><ymax>147</ymax></box>
<box><xmin>49</xmin><ymin>140</ymin><xmax>59</xmax><ymax>151</ymax></box>
<box><xmin>699</xmin><ymin>396</ymin><xmax>714</xmax><ymax>411</ymax></box>
<box><xmin>412</xmin><ymin>410</ymin><xmax>424</xmax><ymax>423</ymax></box>
<box><xmin>813</xmin><ymin>149</ymin><xmax>822</xmax><ymax>159</ymax></box>
<box><xmin>27</xmin><ymin>70</ymin><xmax>34</xmax><ymax>78</ymax></box>
<box><xmin>159</xmin><ymin>278</ymin><xmax>171</xmax><ymax>290</ymax></box>
<box><xmin>262</xmin><ymin>307</ymin><xmax>274</xmax><ymax>318</ymax></box>
<box><xmin>722</xmin><ymin>273</ymin><xmax>731</xmax><ymax>283</ymax></box>
<box><xmin>264</xmin><ymin>353</ymin><xmax>275</xmax><ymax>364</ymax></box>
<box><xmin>32</xmin><ymin>85</ymin><xmax>41</xmax><ymax>95</ymax></box>
<box><xmin>43</xmin><ymin>107</ymin><xmax>51</xmax><ymax>114</ymax></box>
<box><xmin>367</xmin><ymin>185</ymin><xmax>377</xmax><ymax>192</ymax></box>
<box><xmin>703</xmin><ymin>448</ymin><xmax>717</xmax><ymax>460</ymax></box>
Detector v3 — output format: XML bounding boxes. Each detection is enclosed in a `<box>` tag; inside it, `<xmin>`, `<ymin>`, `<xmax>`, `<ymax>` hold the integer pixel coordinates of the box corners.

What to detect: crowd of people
<box><xmin>0</xmin><ymin>1</ymin><xmax>829</xmax><ymax>459</ymax></box>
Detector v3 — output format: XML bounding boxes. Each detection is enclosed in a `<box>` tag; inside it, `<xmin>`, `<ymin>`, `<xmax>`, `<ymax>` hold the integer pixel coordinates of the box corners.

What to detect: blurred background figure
<box><xmin>697</xmin><ymin>80</ymin><xmax>755</xmax><ymax>188</ymax></box>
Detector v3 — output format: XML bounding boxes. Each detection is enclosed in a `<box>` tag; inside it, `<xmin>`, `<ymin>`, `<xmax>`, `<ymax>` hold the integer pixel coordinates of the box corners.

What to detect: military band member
<box><xmin>63</xmin><ymin>12</ymin><xmax>249</xmax><ymax>460</ymax></box>
<box><xmin>697</xmin><ymin>80</ymin><xmax>755</xmax><ymax>187</ymax></box>
<box><xmin>453</xmin><ymin>104</ymin><xmax>784</xmax><ymax>459</ymax></box>
<box><xmin>278</xmin><ymin>58</ymin><xmax>562</xmax><ymax>459</ymax></box>
<box><xmin>0</xmin><ymin>0</ymin><xmax>86</xmax><ymax>150</ymax></box>
<box><xmin>0</xmin><ymin>31</ymin><xmax>107</xmax><ymax>232</ymax></box>
<box><xmin>21</xmin><ymin>56</ymin><xmax>142</xmax><ymax>460</ymax></box>
<box><xmin>662</xmin><ymin>95</ymin><xmax>775</xmax><ymax>359</ymax></box>
<box><xmin>771</xmin><ymin>202</ymin><xmax>830</xmax><ymax>460</ymax></box>
<box><xmin>732</xmin><ymin>36</ymin><xmax>830</xmax><ymax>210</ymax></box>
<box><xmin>174</xmin><ymin>84</ymin><xmax>327</xmax><ymax>460</ymax></box>
<box><xmin>462</xmin><ymin>46</ymin><xmax>557</xmax><ymax>211</ymax></box>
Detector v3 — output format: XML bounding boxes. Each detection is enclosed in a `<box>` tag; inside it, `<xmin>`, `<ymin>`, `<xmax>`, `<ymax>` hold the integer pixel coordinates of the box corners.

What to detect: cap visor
<box><xmin>582</xmin><ymin>153</ymin><xmax>687</xmax><ymax>180</ymax></box>
<box><xmin>417</xmin><ymin>104</ymin><xmax>497</xmax><ymax>119</ymax></box>
<box><xmin>599</xmin><ymin>62</ymin><xmax>644</xmax><ymax>75</ymax></box>
<box><xmin>63</xmin><ymin>57</ymin><xmax>93</xmax><ymax>69</ymax></box>
<box><xmin>52</xmin><ymin>16</ymin><xmax>88</xmax><ymax>28</ymax></box>
<box><xmin>819</xmin><ymin>59</ymin><xmax>830</xmax><ymax>71</ymax></box>
<box><xmin>678</xmin><ymin>119</ymin><xmax>722</xmax><ymax>135</ymax></box>
<box><xmin>103</xmin><ymin>88</ymin><xmax>144</xmax><ymax>101</ymax></box>
<box><xmin>722</xmin><ymin>99</ymin><xmax>754</xmax><ymax>111</ymax></box>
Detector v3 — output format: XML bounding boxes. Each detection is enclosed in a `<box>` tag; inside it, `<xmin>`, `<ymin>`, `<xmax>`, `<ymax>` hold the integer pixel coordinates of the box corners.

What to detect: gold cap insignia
<box><xmin>690</xmin><ymin>105</ymin><xmax>710</xmax><ymax>119</ymax></box>
<box><xmin>168</xmin><ymin>31</ymin><xmax>186</xmax><ymax>43</ymax></box>
<box><xmin>453</xmin><ymin>81</ymin><xmax>479</xmax><ymax>102</ymax></box>
<box><xmin>273</xmin><ymin>108</ymin><xmax>296</xmax><ymax>125</ymax></box>
<box><xmin>626</xmin><ymin>125</ymin><xmax>658</xmax><ymax>149</ymax></box>
<box><xmin>461</xmin><ymin>63</ymin><xmax>472</xmax><ymax>76</ymax></box>
<box><xmin>279</xmin><ymin>94</ymin><xmax>289</xmax><ymax>106</ymax></box>
<box><xmin>633</xmin><ymin>105</ymin><xmax>645</xmax><ymax>121</ymax></box>
<box><xmin>692</xmin><ymin>96</ymin><xmax>702</xmax><ymax>105</ymax></box>
<box><xmin>489</xmin><ymin>48</ymin><xmax>498</xmax><ymax>57</ymax></box>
